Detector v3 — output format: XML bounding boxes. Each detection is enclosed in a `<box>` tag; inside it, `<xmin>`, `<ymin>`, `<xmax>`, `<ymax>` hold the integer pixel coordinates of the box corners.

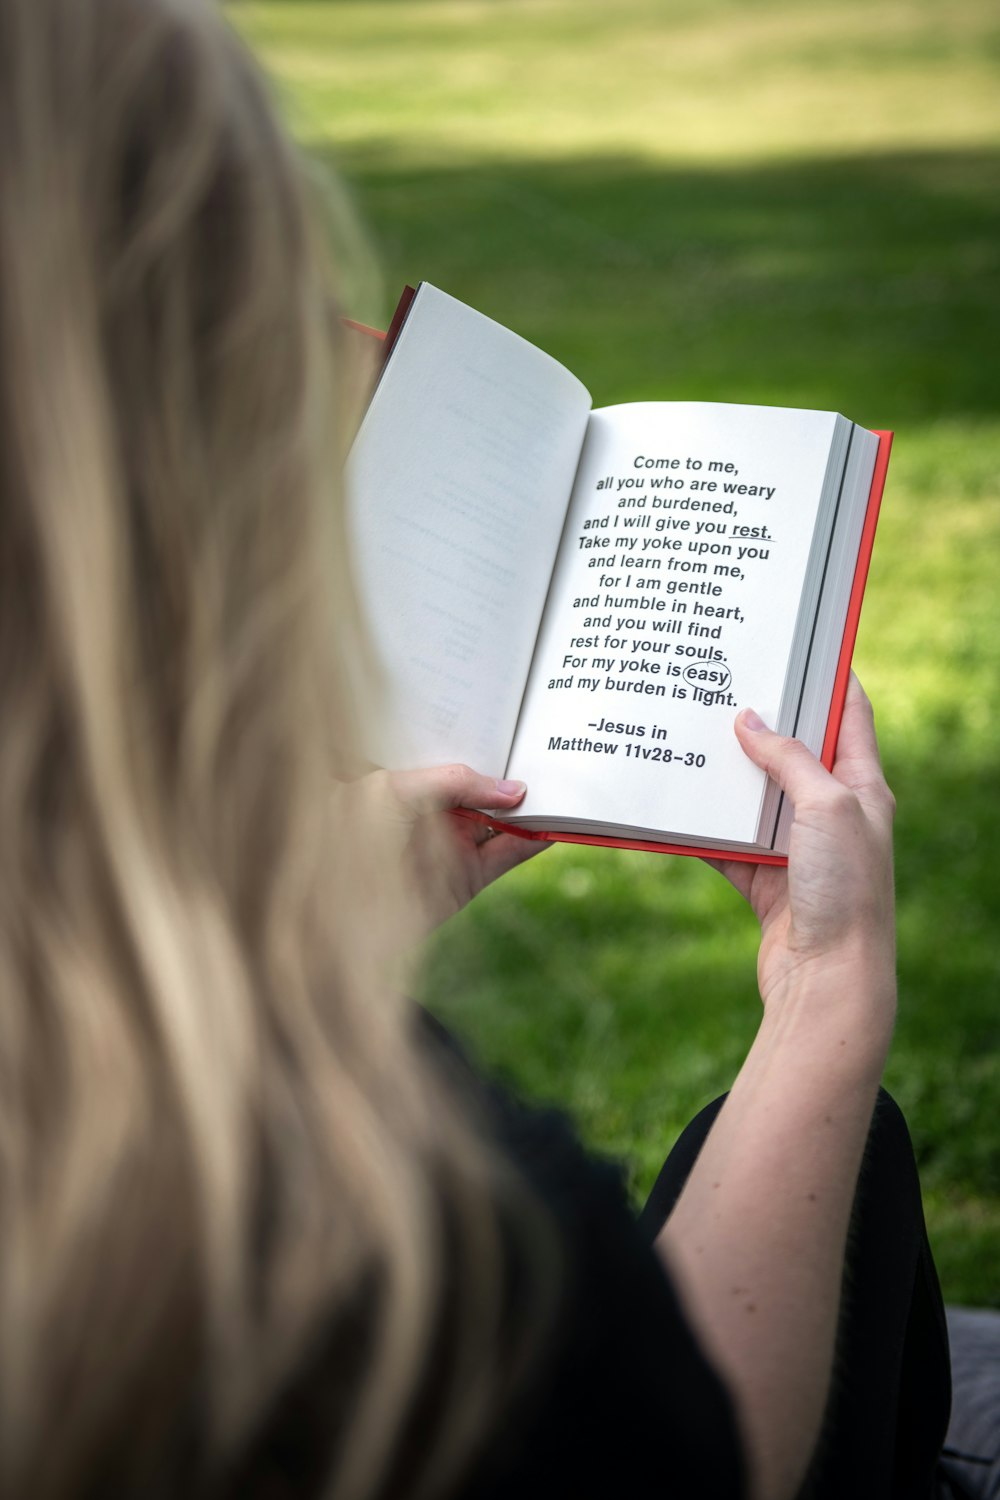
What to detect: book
<box><xmin>346</xmin><ymin>284</ymin><xmax>891</xmax><ymax>865</ymax></box>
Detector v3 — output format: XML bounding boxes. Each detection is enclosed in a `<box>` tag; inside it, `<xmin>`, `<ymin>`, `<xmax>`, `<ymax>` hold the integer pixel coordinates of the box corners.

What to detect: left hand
<box><xmin>367</xmin><ymin>764</ymin><xmax>551</xmax><ymax>935</ymax></box>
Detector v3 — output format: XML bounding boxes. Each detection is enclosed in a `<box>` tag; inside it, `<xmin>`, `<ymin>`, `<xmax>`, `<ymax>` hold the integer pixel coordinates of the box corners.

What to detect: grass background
<box><xmin>238</xmin><ymin>0</ymin><xmax>1000</xmax><ymax>1306</ymax></box>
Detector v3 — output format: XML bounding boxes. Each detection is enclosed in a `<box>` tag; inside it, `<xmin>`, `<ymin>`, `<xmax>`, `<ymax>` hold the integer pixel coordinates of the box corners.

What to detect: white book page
<box><xmin>346</xmin><ymin>286</ymin><xmax>592</xmax><ymax>770</ymax></box>
<box><xmin>506</xmin><ymin>403</ymin><xmax>840</xmax><ymax>844</ymax></box>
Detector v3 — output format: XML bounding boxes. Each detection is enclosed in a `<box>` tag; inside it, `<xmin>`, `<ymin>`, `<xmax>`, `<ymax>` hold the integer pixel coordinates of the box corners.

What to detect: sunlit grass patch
<box><xmin>240</xmin><ymin>0</ymin><xmax>1000</xmax><ymax>167</ymax></box>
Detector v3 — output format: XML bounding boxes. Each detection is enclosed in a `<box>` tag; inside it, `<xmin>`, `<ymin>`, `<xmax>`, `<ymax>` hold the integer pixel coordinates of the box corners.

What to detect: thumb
<box><xmin>734</xmin><ymin>709</ymin><xmax>832</xmax><ymax>809</ymax></box>
<box><xmin>387</xmin><ymin>764</ymin><xmax>528</xmax><ymax>818</ymax></box>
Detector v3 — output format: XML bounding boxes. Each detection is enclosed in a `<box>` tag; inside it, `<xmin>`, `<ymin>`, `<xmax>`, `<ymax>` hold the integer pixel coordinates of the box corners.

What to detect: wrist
<box><xmin>755</xmin><ymin>954</ymin><xmax>896</xmax><ymax>1083</ymax></box>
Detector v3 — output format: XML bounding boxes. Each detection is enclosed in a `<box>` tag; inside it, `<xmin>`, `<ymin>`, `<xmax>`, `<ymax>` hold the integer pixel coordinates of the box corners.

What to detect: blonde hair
<box><xmin>0</xmin><ymin>1</ymin><xmax>549</xmax><ymax>1494</ymax></box>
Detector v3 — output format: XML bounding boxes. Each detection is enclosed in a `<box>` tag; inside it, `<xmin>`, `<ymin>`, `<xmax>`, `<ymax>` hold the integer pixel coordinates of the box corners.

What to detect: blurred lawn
<box><xmin>239</xmin><ymin>0</ymin><xmax>1000</xmax><ymax>1305</ymax></box>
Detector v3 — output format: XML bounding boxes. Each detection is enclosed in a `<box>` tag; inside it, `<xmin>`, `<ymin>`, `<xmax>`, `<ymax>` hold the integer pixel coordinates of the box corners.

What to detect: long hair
<box><xmin>0</xmin><ymin>1</ymin><xmax>548</xmax><ymax>1494</ymax></box>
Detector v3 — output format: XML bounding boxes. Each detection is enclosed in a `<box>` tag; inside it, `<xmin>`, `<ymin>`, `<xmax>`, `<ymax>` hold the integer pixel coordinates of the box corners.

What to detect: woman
<box><xmin>0</xmin><ymin>0</ymin><xmax>953</xmax><ymax>1496</ymax></box>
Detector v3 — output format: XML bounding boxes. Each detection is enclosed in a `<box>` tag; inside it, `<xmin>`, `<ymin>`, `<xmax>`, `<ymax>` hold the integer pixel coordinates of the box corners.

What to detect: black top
<box><xmin>461</xmin><ymin>1094</ymin><xmax>747</xmax><ymax>1500</ymax></box>
<box><xmin>230</xmin><ymin>1016</ymin><xmax>747</xmax><ymax>1500</ymax></box>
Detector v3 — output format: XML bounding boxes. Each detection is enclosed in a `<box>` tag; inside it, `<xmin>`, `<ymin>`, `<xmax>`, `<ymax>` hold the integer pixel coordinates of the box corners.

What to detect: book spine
<box><xmin>819</xmin><ymin>429</ymin><xmax>893</xmax><ymax>770</ymax></box>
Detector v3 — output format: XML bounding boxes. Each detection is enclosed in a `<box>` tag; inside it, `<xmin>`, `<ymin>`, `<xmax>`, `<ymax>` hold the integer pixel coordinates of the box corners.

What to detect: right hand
<box><xmin>706</xmin><ymin>675</ymin><xmax>897</xmax><ymax>1029</ymax></box>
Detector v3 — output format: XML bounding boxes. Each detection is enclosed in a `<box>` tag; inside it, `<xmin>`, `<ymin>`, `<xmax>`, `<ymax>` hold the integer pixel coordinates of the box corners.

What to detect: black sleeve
<box><xmin>432</xmin><ymin>1026</ymin><xmax>747</xmax><ymax>1500</ymax></box>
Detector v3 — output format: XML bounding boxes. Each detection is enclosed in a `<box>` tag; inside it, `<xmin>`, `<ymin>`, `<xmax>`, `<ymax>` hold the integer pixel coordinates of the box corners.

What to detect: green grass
<box><xmin>239</xmin><ymin>0</ymin><xmax>1000</xmax><ymax>1306</ymax></box>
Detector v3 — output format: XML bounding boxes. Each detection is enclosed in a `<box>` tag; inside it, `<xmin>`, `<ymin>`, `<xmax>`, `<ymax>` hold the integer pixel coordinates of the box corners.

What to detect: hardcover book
<box><xmin>346</xmin><ymin>284</ymin><xmax>891</xmax><ymax>864</ymax></box>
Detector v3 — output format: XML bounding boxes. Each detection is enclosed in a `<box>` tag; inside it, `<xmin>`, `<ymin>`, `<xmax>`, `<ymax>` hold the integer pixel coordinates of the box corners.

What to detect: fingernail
<box><xmin>495</xmin><ymin>779</ymin><xmax>526</xmax><ymax>798</ymax></box>
<box><xmin>741</xmin><ymin>708</ymin><xmax>768</xmax><ymax>732</ymax></box>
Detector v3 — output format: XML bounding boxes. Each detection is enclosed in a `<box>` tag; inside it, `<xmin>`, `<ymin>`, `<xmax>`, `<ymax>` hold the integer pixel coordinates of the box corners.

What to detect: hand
<box><xmin>707</xmin><ymin>676</ymin><xmax>897</xmax><ymax>1024</ymax></box>
<box><xmin>363</xmin><ymin>764</ymin><xmax>550</xmax><ymax>938</ymax></box>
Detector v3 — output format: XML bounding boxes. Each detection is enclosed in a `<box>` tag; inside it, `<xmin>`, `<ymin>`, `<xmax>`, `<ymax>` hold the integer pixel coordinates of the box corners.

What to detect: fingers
<box><xmin>830</xmin><ymin>676</ymin><xmax>895</xmax><ymax>819</ymax></box>
<box><xmin>700</xmin><ymin>854</ymin><xmax>756</xmax><ymax>904</ymax></box>
<box><xmin>834</xmin><ymin>674</ymin><xmax>880</xmax><ymax>767</ymax></box>
<box><xmin>387</xmin><ymin>763</ymin><xmax>527</xmax><ymax>819</ymax></box>
<box><xmin>478</xmin><ymin>829</ymin><xmax>552</xmax><ymax>882</ymax></box>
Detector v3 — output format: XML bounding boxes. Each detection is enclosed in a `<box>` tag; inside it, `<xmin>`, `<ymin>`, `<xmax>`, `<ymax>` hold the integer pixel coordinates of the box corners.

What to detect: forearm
<box><xmin>656</xmin><ymin>971</ymin><xmax>893</xmax><ymax>1500</ymax></box>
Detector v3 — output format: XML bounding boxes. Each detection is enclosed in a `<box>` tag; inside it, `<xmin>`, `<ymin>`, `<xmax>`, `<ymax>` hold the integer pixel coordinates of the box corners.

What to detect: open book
<box><xmin>346</xmin><ymin>285</ymin><xmax>891</xmax><ymax>864</ymax></box>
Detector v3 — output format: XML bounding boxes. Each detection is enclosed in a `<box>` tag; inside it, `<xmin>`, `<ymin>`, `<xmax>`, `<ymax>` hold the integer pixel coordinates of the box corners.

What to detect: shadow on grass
<box><xmin>889</xmin><ymin>740</ymin><xmax>1000</xmax><ymax>1181</ymax></box>
<box><xmin>325</xmin><ymin>143</ymin><xmax>1000</xmax><ymax>428</ymax></box>
<box><xmin>889</xmin><ymin>740</ymin><xmax>1000</xmax><ymax>1304</ymax></box>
